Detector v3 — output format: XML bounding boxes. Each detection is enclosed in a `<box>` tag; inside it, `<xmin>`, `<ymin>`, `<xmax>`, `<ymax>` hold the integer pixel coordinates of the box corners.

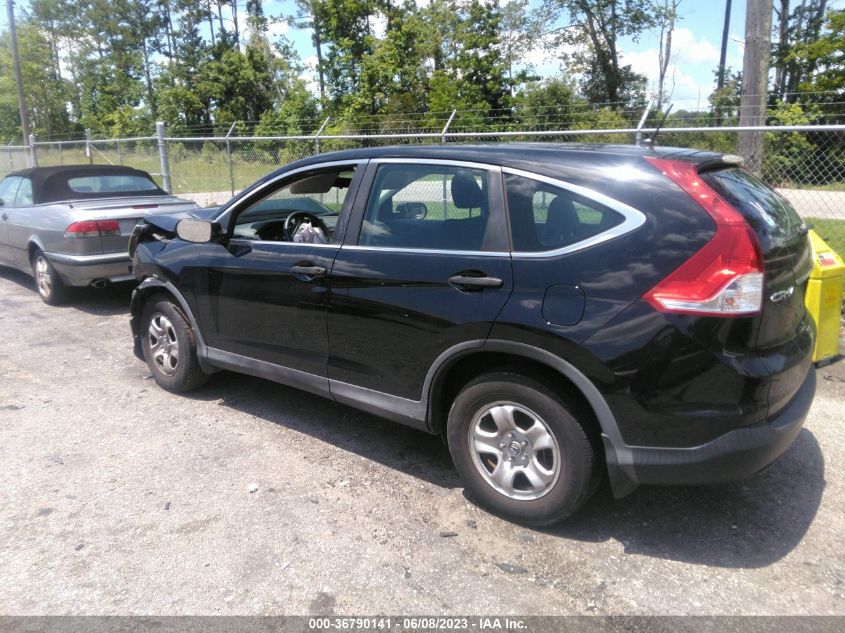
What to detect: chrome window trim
<box><xmin>214</xmin><ymin>159</ymin><xmax>365</xmax><ymax>229</ymax></box>
<box><xmin>341</xmin><ymin>245</ymin><xmax>509</xmax><ymax>257</ymax></box>
<box><xmin>369</xmin><ymin>157</ymin><xmax>502</xmax><ymax>172</ymax></box>
<box><xmin>501</xmin><ymin>166</ymin><xmax>647</xmax><ymax>258</ymax></box>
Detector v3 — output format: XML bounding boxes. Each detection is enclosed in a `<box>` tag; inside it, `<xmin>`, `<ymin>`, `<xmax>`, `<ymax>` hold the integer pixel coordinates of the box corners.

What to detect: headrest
<box><xmin>547</xmin><ymin>195</ymin><xmax>579</xmax><ymax>235</ymax></box>
<box><xmin>451</xmin><ymin>173</ymin><xmax>484</xmax><ymax>209</ymax></box>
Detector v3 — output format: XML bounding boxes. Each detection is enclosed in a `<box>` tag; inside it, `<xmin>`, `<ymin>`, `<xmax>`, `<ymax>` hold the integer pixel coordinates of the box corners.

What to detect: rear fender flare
<box><xmin>424</xmin><ymin>338</ymin><xmax>639</xmax><ymax>497</ymax></box>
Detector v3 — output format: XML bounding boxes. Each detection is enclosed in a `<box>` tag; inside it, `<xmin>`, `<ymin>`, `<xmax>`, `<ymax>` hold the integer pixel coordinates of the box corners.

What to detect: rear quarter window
<box><xmin>506</xmin><ymin>173</ymin><xmax>624</xmax><ymax>252</ymax></box>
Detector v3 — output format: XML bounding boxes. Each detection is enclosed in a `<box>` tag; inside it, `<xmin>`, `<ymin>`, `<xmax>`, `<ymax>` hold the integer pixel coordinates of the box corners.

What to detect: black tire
<box><xmin>446</xmin><ymin>372</ymin><xmax>600</xmax><ymax>526</ymax></box>
<box><xmin>139</xmin><ymin>296</ymin><xmax>209</xmax><ymax>393</ymax></box>
<box><xmin>31</xmin><ymin>249</ymin><xmax>70</xmax><ymax>305</ymax></box>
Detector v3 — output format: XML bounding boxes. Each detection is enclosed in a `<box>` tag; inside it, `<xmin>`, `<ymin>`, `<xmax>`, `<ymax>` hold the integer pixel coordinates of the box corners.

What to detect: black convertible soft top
<box><xmin>7</xmin><ymin>164</ymin><xmax>167</xmax><ymax>204</ymax></box>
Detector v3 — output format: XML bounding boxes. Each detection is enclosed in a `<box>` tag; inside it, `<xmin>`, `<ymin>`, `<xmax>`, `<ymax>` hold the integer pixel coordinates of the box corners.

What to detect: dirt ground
<box><xmin>1</xmin><ymin>268</ymin><xmax>843</xmax><ymax>616</ymax></box>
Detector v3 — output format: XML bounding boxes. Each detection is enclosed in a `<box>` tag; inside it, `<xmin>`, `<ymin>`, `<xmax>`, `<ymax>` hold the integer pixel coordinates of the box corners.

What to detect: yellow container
<box><xmin>804</xmin><ymin>230</ymin><xmax>844</xmax><ymax>365</ymax></box>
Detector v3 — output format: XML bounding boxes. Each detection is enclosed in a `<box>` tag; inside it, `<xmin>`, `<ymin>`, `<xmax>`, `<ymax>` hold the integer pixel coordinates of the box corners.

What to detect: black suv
<box><xmin>128</xmin><ymin>144</ymin><xmax>816</xmax><ymax>525</ymax></box>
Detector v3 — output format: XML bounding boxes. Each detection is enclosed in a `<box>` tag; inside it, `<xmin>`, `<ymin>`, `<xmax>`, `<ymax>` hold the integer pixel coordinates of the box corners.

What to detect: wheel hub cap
<box><xmin>147</xmin><ymin>313</ymin><xmax>180</xmax><ymax>376</ymax></box>
<box><xmin>468</xmin><ymin>401</ymin><xmax>561</xmax><ymax>501</ymax></box>
<box><xmin>35</xmin><ymin>257</ymin><xmax>51</xmax><ymax>296</ymax></box>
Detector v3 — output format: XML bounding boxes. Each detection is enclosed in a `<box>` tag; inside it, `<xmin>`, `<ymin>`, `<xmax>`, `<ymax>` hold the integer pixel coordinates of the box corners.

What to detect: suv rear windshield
<box><xmin>701</xmin><ymin>168</ymin><xmax>803</xmax><ymax>240</ymax></box>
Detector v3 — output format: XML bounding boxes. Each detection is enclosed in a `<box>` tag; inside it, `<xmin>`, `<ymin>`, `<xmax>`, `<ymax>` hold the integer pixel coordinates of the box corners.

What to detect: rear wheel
<box><xmin>447</xmin><ymin>372</ymin><xmax>599</xmax><ymax>525</ymax></box>
<box><xmin>31</xmin><ymin>250</ymin><xmax>70</xmax><ymax>305</ymax></box>
<box><xmin>140</xmin><ymin>296</ymin><xmax>208</xmax><ymax>393</ymax></box>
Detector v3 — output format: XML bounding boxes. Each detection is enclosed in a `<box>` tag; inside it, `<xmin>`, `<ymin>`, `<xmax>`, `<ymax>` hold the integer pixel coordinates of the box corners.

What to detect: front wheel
<box><xmin>447</xmin><ymin>372</ymin><xmax>600</xmax><ymax>525</ymax></box>
<box><xmin>140</xmin><ymin>296</ymin><xmax>209</xmax><ymax>393</ymax></box>
<box><xmin>31</xmin><ymin>250</ymin><xmax>70</xmax><ymax>305</ymax></box>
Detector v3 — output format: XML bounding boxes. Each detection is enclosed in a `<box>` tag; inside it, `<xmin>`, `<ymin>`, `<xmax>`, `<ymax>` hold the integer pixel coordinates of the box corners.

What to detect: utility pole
<box><xmin>717</xmin><ymin>0</ymin><xmax>733</xmax><ymax>92</ymax></box>
<box><xmin>5</xmin><ymin>0</ymin><xmax>30</xmax><ymax>144</ymax></box>
<box><xmin>737</xmin><ymin>0</ymin><xmax>773</xmax><ymax>175</ymax></box>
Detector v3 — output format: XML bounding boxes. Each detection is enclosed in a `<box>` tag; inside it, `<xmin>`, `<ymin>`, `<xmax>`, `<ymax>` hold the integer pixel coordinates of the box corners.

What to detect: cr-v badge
<box><xmin>770</xmin><ymin>286</ymin><xmax>795</xmax><ymax>302</ymax></box>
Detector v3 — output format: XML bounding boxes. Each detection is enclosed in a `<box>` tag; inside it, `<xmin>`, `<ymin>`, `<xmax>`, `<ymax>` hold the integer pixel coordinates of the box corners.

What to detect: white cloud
<box><xmin>671</xmin><ymin>28</ymin><xmax>719</xmax><ymax>64</ymax></box>
<box><xmin>300</xmin><ymin>55</ymin><xmax>321</xmax><ymax>96</ymax></box>
<box><xmin>267</xmin><ymin>19</ymin><xmax>289</xmax><ymax>39</ymax></box>
<box><xmin>369</xmin><ymin>11</ymin><xmax>388</xmax><ymax>40</ymax></box>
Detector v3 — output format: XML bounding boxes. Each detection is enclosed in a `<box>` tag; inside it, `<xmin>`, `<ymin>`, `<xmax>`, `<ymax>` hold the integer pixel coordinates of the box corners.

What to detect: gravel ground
<box><xmin>1</xmin><ymin>268</ymin><xmax>844</xmax><ymax>616</ymax></box>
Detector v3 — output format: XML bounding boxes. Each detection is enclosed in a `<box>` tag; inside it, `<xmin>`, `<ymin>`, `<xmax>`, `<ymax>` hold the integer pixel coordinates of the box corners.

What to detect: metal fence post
<box><xmin>85</xmin><ymin>128</ymin><xmax>92</xmax><ymax>164</ymax></box>
<box><xmin>117</xmin><ymin>140</ymin><xmax>123</xmax><ymax>165</ymax></box>
<box><xmin>156</xmin><ymin>121</ymin><xmax>172</xmax><ymax>193</ymax></box>
<box><xmin>441</xmin><ymin>110</ymin><xmax>457</xmax><ymax>144</ymax></box>
<box><xmin>441</xmin><ymin>111</ymin><xmax>457</xmax><ymax>218</ymax></box>
<box><xmin>225</xmin><ymin>121</ymin><xmax>237</xmax><ymax>197</ymax></box>
<box><xmin>28</xmin><ymin>133</ymin><xmax>37</xmax><ymax>167</ymax></box>
<box><xmin>635</xmin><ymin>99</ymin><xmax>653</xmax><ymax>147</ymax></box>
<box><xmin>314</xmin><ymin>116</ymin><xmax>330</xmax><ymax>154</ymax></box>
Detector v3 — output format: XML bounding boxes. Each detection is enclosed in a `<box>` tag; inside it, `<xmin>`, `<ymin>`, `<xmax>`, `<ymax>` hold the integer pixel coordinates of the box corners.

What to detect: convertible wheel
<box><xmin>140</xmin><ymin>297</ymin><xmax>209</xmax><ymax>393</ymax></box>
<box><xmin>31</xmin><ymin>250</ymin><xmax>70</xmax><ymax>305</ymax></box>
<box><xmin>447</xmin><ymin>372</ymin><xmax>600</xmax><ymax>526</ymax></box>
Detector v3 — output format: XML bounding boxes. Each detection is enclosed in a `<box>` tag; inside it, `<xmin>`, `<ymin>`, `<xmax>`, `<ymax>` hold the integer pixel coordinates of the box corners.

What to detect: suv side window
<box><xmin>0</xmin><ymin>177</ymin><xmax>22</xmax><ymax>207</ymax></box>
<box><xmin>232</xmin><ymin>167</ymin><xmax>356</xmax><ymax>243</ymax></box>
<box><xmin>14</xmin><ymin>178</ymin><xmax>33</xmax><ymax>207</ymax></box>
<box><xmin>359</xmin><ymin>164</ymin><xmax>495</xmax><ymax>251</ymax></box>
<box><xmin>505</xmin><ymin>173</ymin><xmax>624</xmax><ymax>252</ymax></box>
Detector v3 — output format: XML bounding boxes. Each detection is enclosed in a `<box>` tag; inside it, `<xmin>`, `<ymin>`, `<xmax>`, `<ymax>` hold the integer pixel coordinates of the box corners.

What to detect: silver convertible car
<box><xmin>0</xmin><ymin>164</ymin><xmax>199</xmax><ymax>304</ymax></box>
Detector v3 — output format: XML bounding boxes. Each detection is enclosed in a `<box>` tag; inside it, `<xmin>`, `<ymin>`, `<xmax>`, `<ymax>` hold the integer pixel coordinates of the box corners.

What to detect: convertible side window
<box><xmin>232</xmin><ymin>167</ymin><xmax>356</xmax><ymax>243</ymax></box>
<box><xmin>0</xmin><ymin>177</ymin><xmax>22</xmax><ymax>207</ymax></box>
<box><xmin>358</xmin><ymin>164</ymin><xmax>495</xmax><ymax>251</ymax></box>
<box><xmin>13</xmin><ymin>178</ymin><xmax>33</xmax><ymax>207</ymax></box>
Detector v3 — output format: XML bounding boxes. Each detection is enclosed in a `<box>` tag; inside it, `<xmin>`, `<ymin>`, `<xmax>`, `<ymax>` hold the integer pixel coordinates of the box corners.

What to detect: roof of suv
<box><xmin>288</xmin><ymin>142</ymin><xmax>733</xmax><ymax>172</ymax></box>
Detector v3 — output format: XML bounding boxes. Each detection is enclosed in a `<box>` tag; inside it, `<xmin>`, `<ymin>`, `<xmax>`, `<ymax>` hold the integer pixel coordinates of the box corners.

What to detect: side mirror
<box><xmin>176</xmin><ymin>218</ymin><xmax>219</xmax><ymax>243</ymax></box>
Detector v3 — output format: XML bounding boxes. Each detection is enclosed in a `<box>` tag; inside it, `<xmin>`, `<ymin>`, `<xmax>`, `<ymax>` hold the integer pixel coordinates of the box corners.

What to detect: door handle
<box><xmin>1</xmin><ymin>213</ymin><xmax>7</xmax><ymax>221</ymax></box>
<box><xmin>448</xmin><ymin>274</ymin><xmax>504</xmax><ymax>289</ymax></box>
<box><xmin>290</xmin><ymin>264</ymin><xmax>327</xmax><ymax>278</ymax></box>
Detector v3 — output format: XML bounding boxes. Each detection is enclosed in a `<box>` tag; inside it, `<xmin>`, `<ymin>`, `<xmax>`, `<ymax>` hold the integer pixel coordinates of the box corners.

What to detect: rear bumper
<box><xmin>607</xmin><ymin>367</ymin><xmax>815</xmax><ymax>491</ymax></box>
<box><xmin>45</xmin><ymin>251</ymin><xmax>134</xmax><ymax>286</ymax></box>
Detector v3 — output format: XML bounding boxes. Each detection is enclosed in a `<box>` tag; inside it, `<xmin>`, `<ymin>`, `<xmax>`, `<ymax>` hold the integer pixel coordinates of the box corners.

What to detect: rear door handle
<box><xmin>448</xmin><ymin>274</ymin><xmax>504</xmax><ymax>289</ymax></box>
<box><xmin>290</xmin><ymin>264</ymin><xmax>327</xmax><ymax>278</ymax></box>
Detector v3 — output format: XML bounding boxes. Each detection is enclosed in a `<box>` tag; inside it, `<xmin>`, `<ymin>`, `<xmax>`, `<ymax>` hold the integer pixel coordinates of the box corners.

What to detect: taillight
<box><xmin>96</xmin><ymin>219</ymin><xmax>120</xmax><ymax>236</ymax></box>
<box><xmin>643</xmin><ymin>158</ymin><xmax>764</xmax><ymax>316</ymax></box>
<box><xmin>65</xmin><ymin>219</ymin><xmax>121</xmax><ymax>238</ymax></box>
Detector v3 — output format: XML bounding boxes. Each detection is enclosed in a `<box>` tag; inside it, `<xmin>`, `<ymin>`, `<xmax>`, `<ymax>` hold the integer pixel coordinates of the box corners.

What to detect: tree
<box><xmin>0</xmin><ymin>20</ymin><xmax>72</xmax><ymax>140</ymax></box>
<box><xmin>788</xmin><ymin>8</ymin><xmax>845</xmax><ymax>103</ymax></box>
<box><xmin>771</xmin><ymin>0</ymin><xmax>829</xmax><ymax>102</ymax></box>
<box><xmin>539</xmin><ymin>0</ymin><xmax>655</xmax><ymax>106</ymax></box>
<box><xmin>655</xmin><ymin>0</ymin><xmax>681</xmax><ymax>110</ymax></box>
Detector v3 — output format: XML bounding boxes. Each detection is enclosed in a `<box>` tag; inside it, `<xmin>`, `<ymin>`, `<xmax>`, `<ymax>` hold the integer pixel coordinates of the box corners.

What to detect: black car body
<box><xmin>129</xmin><ymin>144</ymin><xmax>816</xmax><ymax>524</ymax></box>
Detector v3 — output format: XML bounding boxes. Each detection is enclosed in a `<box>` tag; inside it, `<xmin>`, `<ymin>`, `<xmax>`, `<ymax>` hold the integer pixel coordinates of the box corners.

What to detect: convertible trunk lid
<box><xmin>66</xmin><ymin>195</ymin><xmax>201</xmax><ymax>254</ymax></box>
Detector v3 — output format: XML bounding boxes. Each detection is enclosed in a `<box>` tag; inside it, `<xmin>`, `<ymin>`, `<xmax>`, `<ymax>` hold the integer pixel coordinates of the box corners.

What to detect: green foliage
<box><xmin>538</xmin><ymin>0</ymin><xmax>654</xmax><ymax>106</ymax></box>
<box><xmin>570</xmin><ymin>108</ymin><xmax>631</xmax><ymax>143</ymax></box>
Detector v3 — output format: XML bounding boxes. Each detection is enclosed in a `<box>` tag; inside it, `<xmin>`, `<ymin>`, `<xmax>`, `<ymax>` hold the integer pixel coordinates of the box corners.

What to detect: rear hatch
<box><xmin>700</xmin><ymin>167</ymin><xmax>814</xmax><ymax>414</ymax></box>
<box><xmin>68</xmin><ymin>196</ymin><xmax>199</xmax><ymax>254</ymax></box>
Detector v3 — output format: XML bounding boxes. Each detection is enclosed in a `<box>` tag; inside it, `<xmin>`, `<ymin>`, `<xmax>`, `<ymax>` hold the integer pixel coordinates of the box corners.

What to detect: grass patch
<box><xmin>806</xmin><ymin>217</ymin><xmax>845</xmax><ymax>260</ymax></box>
<box><xmin>789</xmin><ymin>182</ymin><xmax>845</xmax><ymax>192</ymax></box>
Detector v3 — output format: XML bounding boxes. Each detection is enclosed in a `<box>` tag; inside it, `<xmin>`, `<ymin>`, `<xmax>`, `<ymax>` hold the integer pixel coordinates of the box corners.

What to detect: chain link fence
<box><xmin>2</xmin><ymin>122</ymin><xmax>844</xmax><ymax>256</ymax></box>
